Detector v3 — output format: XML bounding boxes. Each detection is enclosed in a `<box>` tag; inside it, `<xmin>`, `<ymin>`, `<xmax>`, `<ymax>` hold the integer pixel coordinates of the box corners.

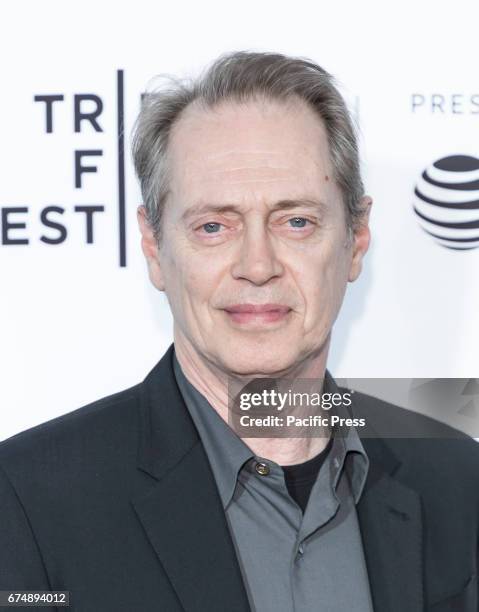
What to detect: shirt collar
<box><xmin>324</xmin><ymin>370</ymin><xmax>370</xmax><ymax>503</ymax></box>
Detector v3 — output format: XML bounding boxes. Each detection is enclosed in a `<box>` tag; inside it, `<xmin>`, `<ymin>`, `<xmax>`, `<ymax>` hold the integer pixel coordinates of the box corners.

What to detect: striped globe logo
<box><xmin>413</xmin><ymin>155</ymin><xmax>479</xmax><ymax>250</ymax></box>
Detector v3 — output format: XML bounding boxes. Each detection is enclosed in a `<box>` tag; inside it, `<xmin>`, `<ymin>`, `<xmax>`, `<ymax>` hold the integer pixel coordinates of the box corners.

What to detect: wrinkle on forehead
<box><xmin>180</xmin><ymin>144</ymin><xmax>330</xmax><ymax>182</ymax></box>
<box><xmin>197</xmin><ymin>148</ymin><xmax>295</xmax><ymax>162</ymax></box>
<box><xmin>198</xmin><ymin>162</ymin><xmax>311</xmax><ymax>182</ymax></box>
<box><xmin>188</xmin><ymin>148</ymin><xmax>326</xmax><ymax>171</ymax></box>
<box><xmin>181</xmin><ymin>153</ymin><xmax>332</xmax><ymax>195</ymax></box>
<box><xmin>197</xmin><ymin>177</ymin><xmax>300</xmax><ymax>186</ymax></box>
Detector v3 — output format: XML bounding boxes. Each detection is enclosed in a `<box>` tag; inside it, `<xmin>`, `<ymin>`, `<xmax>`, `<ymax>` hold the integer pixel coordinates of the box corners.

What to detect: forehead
<box><xmin>167</xmin><ymin>97</ymin><xmax>336</xmax><ymax>205</ymax></box>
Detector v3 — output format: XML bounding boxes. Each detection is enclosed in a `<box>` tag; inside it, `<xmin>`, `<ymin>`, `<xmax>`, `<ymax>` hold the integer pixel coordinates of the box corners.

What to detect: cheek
<box><xmin>301</xmin><ymin>244</ymin><xmax>351</xmax><ymax>323</ymax></box>
<box><xmin>174</xmin><ymin>253</ymin><xmax>220</xmax><ymax>311</ymax></box>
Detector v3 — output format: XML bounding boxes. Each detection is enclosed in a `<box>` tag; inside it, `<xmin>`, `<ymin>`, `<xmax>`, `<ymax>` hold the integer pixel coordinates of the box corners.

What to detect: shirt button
<box><xmin>295</xmin><ymin>543</ymin><xmax>305</xmax><ymax>563</ymax></box>
<box><xmin>254</xmin><ymin>461</ymin><xmax>270</xmax><ymax>476</ymax></box>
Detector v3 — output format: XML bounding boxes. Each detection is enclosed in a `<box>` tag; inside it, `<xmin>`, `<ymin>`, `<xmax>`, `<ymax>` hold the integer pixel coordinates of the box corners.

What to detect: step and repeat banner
<box><xmin>1</xmin><ymin>0</ymin><xmax>478</xmax><ymax>439</ymax></box>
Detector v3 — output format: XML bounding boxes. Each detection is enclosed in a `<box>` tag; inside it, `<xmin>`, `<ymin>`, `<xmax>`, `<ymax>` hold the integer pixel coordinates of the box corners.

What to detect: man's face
<box><xmin>139</xmin><ymin>97</ymin><xmax>370</xmax><ymax>376</ymax></box>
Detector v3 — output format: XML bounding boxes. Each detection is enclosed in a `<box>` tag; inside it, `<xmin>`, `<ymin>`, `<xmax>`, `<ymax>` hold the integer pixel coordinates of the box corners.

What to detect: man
<box><xmin>0</xmin><ymin>52</ymin><xmax>478</xmax><ymax>611</ymax></box>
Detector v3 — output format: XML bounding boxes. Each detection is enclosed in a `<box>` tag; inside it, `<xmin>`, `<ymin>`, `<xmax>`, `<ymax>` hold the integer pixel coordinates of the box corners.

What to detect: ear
<box><xmin>348</xmin><ymin>196</ymin><xmax>372</xmax><ymax>282</ymax></box>
<box><xmin>137</xmin><ymin>205</ymin><xmax>165</xmax><ymax>291</ymax></box>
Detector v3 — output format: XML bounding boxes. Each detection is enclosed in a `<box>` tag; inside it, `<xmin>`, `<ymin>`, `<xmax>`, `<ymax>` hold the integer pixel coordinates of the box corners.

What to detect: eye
<box><xmin>201</xmin><ymin>222</ymin><xmax>223</xmax><ymax>233</ymax></box>
<box><xmin>288</xmin><ymin>217</ymin><xmax>311</xmax><ymax>228</ymax></box>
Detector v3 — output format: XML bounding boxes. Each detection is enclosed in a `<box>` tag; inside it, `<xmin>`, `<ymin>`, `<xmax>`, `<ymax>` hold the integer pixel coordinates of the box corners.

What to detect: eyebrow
<box><xmin>180</xmin><ymin>199</ymin><xmax>327</xmax><ymax>222</ymax></box>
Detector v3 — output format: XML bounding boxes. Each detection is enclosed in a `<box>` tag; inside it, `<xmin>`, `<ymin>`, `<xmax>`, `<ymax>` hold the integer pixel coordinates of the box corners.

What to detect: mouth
<box><xmin>223</xmin><ymin>303</ymin><xmax>292</xmax><ymax>325</ymax></box>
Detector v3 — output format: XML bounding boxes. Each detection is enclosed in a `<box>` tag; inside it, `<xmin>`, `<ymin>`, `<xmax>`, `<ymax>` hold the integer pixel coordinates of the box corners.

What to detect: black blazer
<box><xmin>1</xmin><ymin>343</ymin><xmax>478</xmax><ymax>611</ymax></box>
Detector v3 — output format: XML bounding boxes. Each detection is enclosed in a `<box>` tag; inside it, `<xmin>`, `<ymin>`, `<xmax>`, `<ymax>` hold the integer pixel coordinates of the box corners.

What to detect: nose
<box><xmin>231</xmin><ymin>220</ymin><xmax>284</xmax><ymax>285</ymax></box>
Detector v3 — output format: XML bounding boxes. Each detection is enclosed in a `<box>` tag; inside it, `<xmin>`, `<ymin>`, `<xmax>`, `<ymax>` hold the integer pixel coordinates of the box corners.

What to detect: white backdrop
<box><xmin>1</xmin><ymin>0</ymin><xmax>478</xmax><ymax>440</ymax></box>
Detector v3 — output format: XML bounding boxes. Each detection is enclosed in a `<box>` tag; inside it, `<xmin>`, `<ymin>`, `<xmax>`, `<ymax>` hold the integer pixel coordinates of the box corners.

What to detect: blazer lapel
<box><xmin>358</xmin><ymin>436</ymin><xmax>424</xmax><ymax>612</ymax></box>
<box><xmin>327</xmin><ymin>371</ymin><xmax>425</xmax><ymax>611</ymax></box>
<box><xmin>131</xmin><ymin>344</ymin><xmax>251</xmax><ymax>612</ymax></box>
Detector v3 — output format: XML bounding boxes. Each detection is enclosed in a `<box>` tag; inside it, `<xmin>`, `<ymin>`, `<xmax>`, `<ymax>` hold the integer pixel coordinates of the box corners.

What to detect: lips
<box><xmin>223</xmin><ymin>303</ymin><xmax>291</xmax><ymax>324</ymax></box>
<box><xmin>224</xmin><ymin>303</ymin><xmax>291</xmax><ymax>314</ymax></box>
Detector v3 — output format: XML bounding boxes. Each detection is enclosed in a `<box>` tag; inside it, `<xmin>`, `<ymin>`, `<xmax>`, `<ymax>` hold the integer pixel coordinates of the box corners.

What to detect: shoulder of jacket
<box><xmin>349</xmin><ymin>389</ymin><xmax>479</xmax><ymax>485</ymax></box>
<box><xmin>0</xmin><ymin>383</ymin><xmax>141</xmax><ymax>468</ymax></box>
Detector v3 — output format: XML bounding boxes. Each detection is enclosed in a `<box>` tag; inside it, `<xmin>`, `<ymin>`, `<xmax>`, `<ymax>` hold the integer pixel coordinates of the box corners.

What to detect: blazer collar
<box><xmin>136</xmin><ymin>343</ymin><xmax>199</xmax><ymax>481</ymax></box>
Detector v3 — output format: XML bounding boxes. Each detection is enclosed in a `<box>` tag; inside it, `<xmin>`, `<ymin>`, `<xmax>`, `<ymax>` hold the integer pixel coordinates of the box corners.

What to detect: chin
<box><xmin>216</xmin><ymin>343</ymin><xmax>298</xmax><ymax>377</ymax></box>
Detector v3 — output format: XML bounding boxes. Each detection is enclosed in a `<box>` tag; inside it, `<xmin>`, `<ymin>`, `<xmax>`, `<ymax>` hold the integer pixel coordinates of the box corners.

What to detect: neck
<box><xmin>173</xmin><ymin>329</ymin><xmax>332</xmax><ymax>466</ymax></box>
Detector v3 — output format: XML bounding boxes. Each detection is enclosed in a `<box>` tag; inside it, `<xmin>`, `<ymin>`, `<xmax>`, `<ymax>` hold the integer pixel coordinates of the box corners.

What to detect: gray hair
<box><xmin>132</xmin><ymin>51</ymin><xmax>366</xmax><ymax>244</ymax></box>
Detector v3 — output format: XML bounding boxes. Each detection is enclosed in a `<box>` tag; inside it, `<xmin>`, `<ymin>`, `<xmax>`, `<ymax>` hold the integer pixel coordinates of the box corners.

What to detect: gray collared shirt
<box><xmin>173</xmin><ymin>352</ymin><xmax>374</xmax><ymax>612</ymax></box>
